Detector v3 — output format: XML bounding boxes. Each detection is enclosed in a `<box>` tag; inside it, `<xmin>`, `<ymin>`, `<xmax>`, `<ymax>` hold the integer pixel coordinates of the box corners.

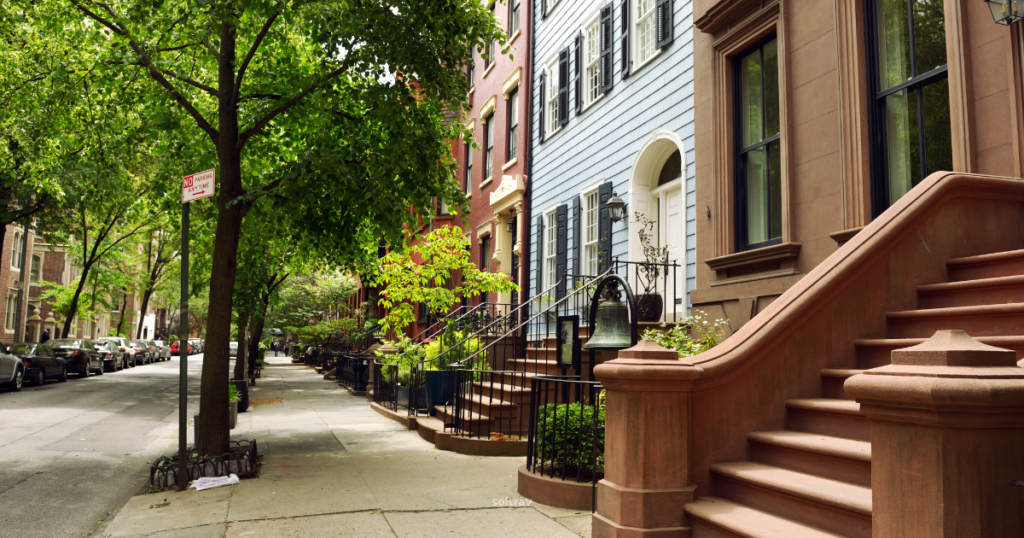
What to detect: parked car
<box><xmin>170</xmin><ymin>340</ymin><xmax>193</xmax><ymax>355</ymax></box>
<box><xmin>229</xmin><ymin>341</ymin><xmax>239</xmax><ymax>357</ymax></box>
<box><xmin>97</xmin><ymin>336</ymin><xmax>135</xmax><ymax>367</ymax></box>
<box><xmin>0</xmin><ymin>344</ymin><xmax>26</xmax><ymax>391</ymax></box>
<box><xmin>189</xmin><ymin>338</ymin><xmax>201</xmax><ymax>354</ymax></box>
<box><xmin>153</xmin><ymin>340</ymin><xmax>171</xmax><ymax>360</ymax></box>
<box><xmin>7</xmin><ymin>343</ymin><xmax>68</xmax><ymax>385</ymax></box>
<box><xmin>48</xmin><ymin>339</ymin><xmax>103</xmax><ymax>377</ymax></box>
<box><xmin>128</xmin><ymin>340</ymin><xmax>152</xmax><ymax>364</ymax></box>
<box><xmin>94</xmin><ymin>340</ymin><xmax>126</xmax><ymax>372</ymax></box>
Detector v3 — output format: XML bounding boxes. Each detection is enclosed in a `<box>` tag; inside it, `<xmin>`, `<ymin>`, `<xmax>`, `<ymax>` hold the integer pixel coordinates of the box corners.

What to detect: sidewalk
<box><xmin>98</xmin><ymin>356</ymin><xmax>591</xmax><ymax>538</ymax></box>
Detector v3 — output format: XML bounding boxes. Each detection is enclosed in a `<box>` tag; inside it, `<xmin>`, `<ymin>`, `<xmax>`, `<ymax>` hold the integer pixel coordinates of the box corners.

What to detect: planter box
<box><xmin>396</xmin><ymin>385</ymin><xmax>410</xmax><ymax>409</ymax></box>
<box><xmin>229</xmin><ymin>401</ymin><xmax>238</xmax><ymax>429</ymax></box>
<box><xmin>424</xmin><ymin>370</ymin><xmax>457</xmax><ymax>416</ymax></box>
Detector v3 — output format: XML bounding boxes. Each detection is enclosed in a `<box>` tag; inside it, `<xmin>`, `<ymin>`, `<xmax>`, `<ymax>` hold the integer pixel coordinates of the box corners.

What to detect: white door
<box><xmin>655</xmin><ymin>182</ymin><xmax>685</xmax><ymax>319</ymax></box>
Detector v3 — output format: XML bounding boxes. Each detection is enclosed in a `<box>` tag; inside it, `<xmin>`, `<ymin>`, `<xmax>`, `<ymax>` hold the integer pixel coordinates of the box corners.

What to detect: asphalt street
<box><xmin>0</xmin><ymin>353</ymin><xmax>204</xmax><ymax>538</ymax></box>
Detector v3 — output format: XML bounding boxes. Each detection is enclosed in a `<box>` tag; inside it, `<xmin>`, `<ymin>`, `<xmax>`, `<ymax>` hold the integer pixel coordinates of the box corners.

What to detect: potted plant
<box><xmin>376</xmin><ymin>336</ymin><xmax>425</xmax><ymax>409</ymax></box>
<box><xmin>228</xmin><ymin>383</ymin><xmax>241</xmax><ymax>429</ymax></box>
<box><xmin>421</xmin><ymin>326</ymin><xmax>488</xmax><ymax>415</ymax></box>
<box><xmin>634</xmin><ymin>212</ymin><xmax>669</xmax><ymax>322</ymax></box>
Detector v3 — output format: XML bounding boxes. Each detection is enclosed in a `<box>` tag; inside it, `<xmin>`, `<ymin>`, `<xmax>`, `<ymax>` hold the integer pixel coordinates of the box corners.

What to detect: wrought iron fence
<box><xmin>525</xmin><ymin>376</ymin><xmax>605</xmax><ymax>512</ymax></box>
<box><xmin>149</xmin><ymin>439</ymin><xmax>259</xmax><ymax>489</ymax></box>
<box><xmin>372</xmin><ymin>361</ymin><xmax>398</xmax><ymax>411</ymax></box>
<box><xmin>338</xmin><ymin>352</ymin><xmax>370</xmax><ymax>393</ymax></box>
<box><xmin>447</xmin><ymin>369</ymin><xmax>529</xmax><ymax>440</ymax></box>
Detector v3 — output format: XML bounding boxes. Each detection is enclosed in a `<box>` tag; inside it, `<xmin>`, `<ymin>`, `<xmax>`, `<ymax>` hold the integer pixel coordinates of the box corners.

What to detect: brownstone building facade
<box><xmin>691</xmin><ymin>0</ymin><xmax>1024</xmax><ymax>330</ymax></box>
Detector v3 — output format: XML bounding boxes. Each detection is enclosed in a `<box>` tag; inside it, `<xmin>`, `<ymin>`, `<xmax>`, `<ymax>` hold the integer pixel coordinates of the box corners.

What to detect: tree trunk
<box><xmin>196</xmin><ymin>19</ymin><xmax>244</xmax><ymax>457</ymax></box>
<box><xmin>136</xmin><ymin>287</ymin><xmax>154</xmax><ymax>339</ymax></box>
<box><xmin>116</xmin><ymin>292</ymin><xmax>127</xmax><ymax>336</ymax></box>
<box><xmin>247</xmin><ymin>308</ymin><xmax>266</xmax><ymax>369</ymax></box>
<box><xmin>233</xmin><ymin>312</ymin><xmax>249</xmax><ymax>381</ymax></box>
<box><xmin>62</xmin><ymin>262</ymin><xmax>92</xmax><ymax>338</ymax></box>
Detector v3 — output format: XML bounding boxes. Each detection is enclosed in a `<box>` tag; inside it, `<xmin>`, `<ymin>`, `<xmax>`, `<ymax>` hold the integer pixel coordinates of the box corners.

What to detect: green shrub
<box><xmin>535</xmin><ymin>402</ymin><xmax>605</xmax><ymax>473</ymax></box>
<box><xmin>641</xmin><ymin>310</ymin><xmax>730</xmax><ymax>358</ymax></box>
<box><xmin>228</xmin><ymin>383</ymin><xmax>241</xmax><ymax>404</ymax></box>
<box><xmin>423</xmin><ymin>327</ymin><xmax>487</xmax><ymax>370</ymax></box>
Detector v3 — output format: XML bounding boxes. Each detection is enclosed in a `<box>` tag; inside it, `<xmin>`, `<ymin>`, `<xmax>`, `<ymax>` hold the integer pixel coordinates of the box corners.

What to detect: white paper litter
<box><xmin>190</xmin><ymin>474</ymin><xmax>239</xmax><ymax>491</ymax></box>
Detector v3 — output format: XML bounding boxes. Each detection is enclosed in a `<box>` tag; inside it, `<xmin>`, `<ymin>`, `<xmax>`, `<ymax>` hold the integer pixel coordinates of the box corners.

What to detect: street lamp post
<box><xmin>986</xmin><ymin>0</ymin><xmax>1024</xmax><ymax>25</ymax></box>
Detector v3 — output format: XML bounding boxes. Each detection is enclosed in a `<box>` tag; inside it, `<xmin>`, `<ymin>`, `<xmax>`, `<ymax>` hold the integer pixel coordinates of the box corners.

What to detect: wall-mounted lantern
<box><xmin>986</xmin><ymin>0</ymin><xmax>1024</xmax><ymax>25</ymax></box>
<box><xmin>606</xmin><ymin>192</ymin><xmax>627</xmax><ymax>224</ymax></box>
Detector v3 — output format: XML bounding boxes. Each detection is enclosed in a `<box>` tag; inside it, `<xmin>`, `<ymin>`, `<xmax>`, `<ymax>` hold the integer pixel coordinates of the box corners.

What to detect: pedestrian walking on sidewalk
<box><xmin>272</xmin><ymin>341</ymin><xmax>278</xmax><ymax>357</ymax></box>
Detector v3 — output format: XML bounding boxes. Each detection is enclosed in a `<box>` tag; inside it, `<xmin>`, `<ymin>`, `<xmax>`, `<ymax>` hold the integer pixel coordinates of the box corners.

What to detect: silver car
<box><xmin>0</xmin><ymin>345</ymin><xmax>25</xmax><ymax>392</ymax></box>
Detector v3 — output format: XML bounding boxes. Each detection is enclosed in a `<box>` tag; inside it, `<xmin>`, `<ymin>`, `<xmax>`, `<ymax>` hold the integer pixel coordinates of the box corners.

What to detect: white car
<box><xmin>229</xmin><ymin>341</ymin><xmax>239</xmax><ymax>357</ymax></box>
<box><xmin>154</xmin><ymin>340</ymin><xmax>171</xmax><ymax>360</ymax></box>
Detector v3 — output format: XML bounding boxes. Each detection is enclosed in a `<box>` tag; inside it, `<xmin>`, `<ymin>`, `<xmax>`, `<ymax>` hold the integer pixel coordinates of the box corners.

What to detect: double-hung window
<box><xmin>545</xmin><ymin>211</ymin><xmax>558</xmax><ymax>290</ymax></box>
<box><xmin>509</xmin><ymin>0</ymin><xmax>520</xmax><ymax>36</ymax></box>
<box><xmin>30</xmin><ymin>256</ymin><xmax>40</xmax><ymax>282</ymax></box>
<box><xmin>636</xmin><ymin>0</ymin><xmax>657</xmax><ymax>65</ymax></box>
<box><xmin>585</xmin><ymin>17</ymin><xmax>602</xmax><ymax>106</ymax></box>
<box><xmin>867</xmin><ymin>0</ymin><xmax>950</xmax><ymax>213</ymax></box>
<box><xmin>464</xmin><ymin>139</ymin><xmax>473</xmax><ymax>194</ymax></box>
<box><xmin>10</xmin><ymin>232</ymin><xmax>22</xmax><ymax>270</ymax></box>
<box><xmin>734</xmin><ymin>36</ymin><xmax>782</xmax><ymax>251</ymax></box>
<box><xmin>468</xmin><ymin>63</ymin><xmax>475</xmax><ymax>89</ymax></box>
<box><xmin>480</xmin><ymin>235</ymin><xmax>491</xmax><ymax>304</ymax></box>
<box><xmin>5</xmin><ymin>292</ymin><xmax>17</xmax><ymax>331</ymax></box>
<box><xmin>583</xmin><ymin>189</ymin><xmax>600</xmax><ymax>276</ymax></box>
<box><xmin>484</xmin><ymin>115</ymin><xmax>495</xmax><ymax>180</ymax></box>
<box><xmin>486</xmin><ymin>5</ymin><xmax>497</xmax><ymax>70</ymax></box>
<box><xmin>507</xmin><ymin>90</ymin><xmax>519</xmax><ymax>161</ymax></box>
<box><xmin>546</xmin><ymin>59</ymin><xmax>560</xmax><ymax>137</ymax></box>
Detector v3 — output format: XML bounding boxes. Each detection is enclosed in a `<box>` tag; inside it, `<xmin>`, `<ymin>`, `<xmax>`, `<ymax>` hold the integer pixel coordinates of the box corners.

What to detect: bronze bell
<box><xmin>583</xmin><ymin>292</ymin><xmax>633</xmax><ymax>350</ymax></box>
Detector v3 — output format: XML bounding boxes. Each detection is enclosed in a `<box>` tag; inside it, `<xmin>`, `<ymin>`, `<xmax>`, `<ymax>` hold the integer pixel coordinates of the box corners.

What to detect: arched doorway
<box><xmin>628</xmin><ymin>130</ymin><xmax>687</xmax><ymax>319</ymax></box>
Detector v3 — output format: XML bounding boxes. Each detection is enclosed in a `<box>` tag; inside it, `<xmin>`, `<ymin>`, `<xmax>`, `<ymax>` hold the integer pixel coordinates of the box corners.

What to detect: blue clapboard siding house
<box><xmin>528</xmin><ymin>0</ymin><xmax>696</xmax><ymax>317</ymax></box>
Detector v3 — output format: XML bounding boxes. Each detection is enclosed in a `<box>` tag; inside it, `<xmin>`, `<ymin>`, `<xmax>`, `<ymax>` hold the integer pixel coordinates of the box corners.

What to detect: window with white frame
<box><xmin>10</xmin><ymin>232</ymin><xmax>22</xmax><ymax>269</ymax></box>
<box><xmin>546</xmin><ymin>59</ymin><xmax>560</xmax><ymax>137</ymax></box>
<box><xmin>636</xmin><ymin>0</ymin><xmax>657</xmax><ymax>66</ymax></box>
<box><xmin>30</xmin><ymin>256</ymin><xmax>40</xmax><ymax>282</ymax></box>
<box><xmin>509</xmin><ymin>0</ymin><xmax>520</xmax><ymax>36</ymax></box>
<box><xmin>545</xmin><ymin>211</ymin><xmax>558</xmax><ymax>290</ymax></box>
<box><xmin>464</xmin><ymin>140</ymin><xmax>473</xmax><ymax>194</ymax></box>
<box><xmin>5</xmin><ymin>291</ymin><xmax>17</xmax><ymax>331</ymax></box>
<box><xmin>507</xmin><ymin>89</ymin><xmax>519</xmax><ymax>161</ymax></box>
<box><xmin>583</xmin><ymin>189</ymin><xmax>600</xmax><ymax>276</ymax></box>
<box><xmin>585</xmin><ymin>17</ymin><xmax>602</xmax><ymax>106</ymax></box>
<box><xmin>484</xmin><ymin>114</ymin><xmax>495</xmax><ymax>179</ymax></box>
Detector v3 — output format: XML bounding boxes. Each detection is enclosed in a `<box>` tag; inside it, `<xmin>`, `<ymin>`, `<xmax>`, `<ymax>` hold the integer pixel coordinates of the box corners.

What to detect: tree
<box><xmin>373</xmin><ymin>225</ymin><xmax>519</xmax><ymax>333</ymax></box>
<box><xmin>134</xmin><ymin>223</ymin><xmax>178</xmax><ymax>339</ymax></box>
<box><xmin>30</xmin><ymin>0</ymin><xmax>504</xmax><ymax>456</ymax></box>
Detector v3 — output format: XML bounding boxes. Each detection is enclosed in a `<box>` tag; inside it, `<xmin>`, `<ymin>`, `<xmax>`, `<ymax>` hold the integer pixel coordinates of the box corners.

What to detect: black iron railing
<box><xmin>372</xmin><ymin>361</ymin><xmax>398</xmax><ymax>411</ymax></box>
<box><xmin>338</xmin><ymin>352</ymin><xmax>370</xmax><ymax>393</ymax></box>
<box><xmin>526</xmin><ymin>376</ymin><xmax>604</xmax><ymax>512</ymax></box>
<box><xmin>448</xmin><ymin>369</ymin><xmax>529</xmax><ymax>440</ymax></box>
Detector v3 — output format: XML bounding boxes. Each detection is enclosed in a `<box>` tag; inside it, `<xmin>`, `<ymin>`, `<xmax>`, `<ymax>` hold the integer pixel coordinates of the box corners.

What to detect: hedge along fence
<box><xmin>527</xmin><ymin>376</ymin><xmax>605</xmax><ymax>482</ymax></box>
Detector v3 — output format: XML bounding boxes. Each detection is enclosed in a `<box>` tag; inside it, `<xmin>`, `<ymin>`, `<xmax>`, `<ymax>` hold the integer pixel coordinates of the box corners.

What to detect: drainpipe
<box><xmin>522</xmin><ymin>0</ymin><xmax>535</xmax><ymax>308</ymax></box>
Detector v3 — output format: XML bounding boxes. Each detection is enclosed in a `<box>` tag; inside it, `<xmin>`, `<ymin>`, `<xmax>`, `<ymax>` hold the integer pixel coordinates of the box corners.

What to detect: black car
<box><xmin>94</xmin><ymin>340</ymin><xmax>126</xmax><ymax>372</ymax></box>
<box><xmin>48</xmin><ymin>339</ymin><xmax>103</xmax><ymax>377</ymax></box>
<box><xmin>6</xmin><ymin>343</ymin><xmax>68</xmax><ymax>385</ymax></box>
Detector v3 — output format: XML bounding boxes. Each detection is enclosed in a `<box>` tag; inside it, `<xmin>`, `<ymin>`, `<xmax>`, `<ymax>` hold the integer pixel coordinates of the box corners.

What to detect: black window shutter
<box><xmin>621</xmin><ymin>0</ymin><xmax>631</xmax><ymax>79</ymax></box>
<box><xmin>571</xmin><ymin>194</ymin><xmax>581</xmax><ymax>276</ymax></box>
<box><xmin>574</xmin><ymin>32</ymin><xmax>582</xmax><ymax>115</ymax></box>
<box><xmin>598</xmin><ymin>182</ymin><xmax>613</xmax><ymax>272</ymax></box>
<box><xmin>558</xmin><ymin>47</ymin><xmax>569</xmax><ymax>126</ymax></box>
<box><xmin>541</xmin><ymin>0</ymin><xmax>547</xmax><ymax>19</ymax></box>
<box><xmin>538</xmin><ymin>72</ymin><xmax>546</xmax><ymax>141</ymax></box>
<box><xmin>599</xmin><ymin>5</ymin><xmax>614</xmax><ymax>94</ymax></box>
<box><xmin>656</xmin><ymin>0</ymin><xmax>673</xmax><ymax>49</ymax></box>
<box><xmin>555</xmin><ymin>204</ymin><xmax>568</xmax><ymax>300</ymax></box>
<box><xmin>536</xmin><ymin>214</ymin><xmax>545</xmax><ymax>290</ymax></box>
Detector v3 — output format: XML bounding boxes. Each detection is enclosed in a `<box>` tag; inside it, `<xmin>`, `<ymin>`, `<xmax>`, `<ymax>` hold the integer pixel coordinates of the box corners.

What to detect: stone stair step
<box><xmin>886</xmin><ymin>303</ymin><xmax>1024</xmax><ymax>338</ymax></box>
<box><xmin>507</xmin><ymin>358</ymin><xmax>564</xmax><ymax>375</ymax></box>
<box><xmin>786</xmin><ymin>399</ymin><xmax>867</xmax><ymax>442</ymax></box>
<box><xmin>686</xmin><ymin>497</ymin><xmax>846</xmax><ymax>538</ymax></box>
<box><xmin>946</xmin><ymin>249</ymin><xmax>1024</xmax><ymax>282</ymax></box>
<box><xmin>434</xmin><ymin>405</ymin><xmax>492</xmax><ymax>425</ymax></box>
<box><xmin>855</xmin><ymin>336</ymin><xmax>1024</xmax><ymax>368</ymax></box>
<box><xmin>710</xmin><ymin>462</ymin><xmax>872</xmax><ymax>538</ymax></box>
<box><xmin>917</xmin><ymin>274</ymin><xmax>1024</xmax><ymax>308</ymax></box>
<box><xmin>820</xmin><ymin>369</ymin><xmax>864</xmax><ymax>400</ymax></box>
<box><xmin>748</xmin><ymin>430</ymin><xmax>871</xmax><ymax>487</ymax></box>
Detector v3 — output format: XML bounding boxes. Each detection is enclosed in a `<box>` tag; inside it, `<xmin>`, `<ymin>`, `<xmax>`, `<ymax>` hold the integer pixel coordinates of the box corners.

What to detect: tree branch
<box><xmin>67</xmin><ymin>0</ymin><xmax>124</xmax><ymax>36</ymax></box>
<box><xmin>160</xmin><ymin>68</ymin><xmax>218</xmax><ymax>97</ymax></box>
<box><xmin>234</xmin><ymin>13</ymin><xmax>279</xmax><ymax>103</ymax></box>
<box><xmin>236</xmin><ymin>61</ymin><xmax>351</xmax><ymax>151</ymax></box>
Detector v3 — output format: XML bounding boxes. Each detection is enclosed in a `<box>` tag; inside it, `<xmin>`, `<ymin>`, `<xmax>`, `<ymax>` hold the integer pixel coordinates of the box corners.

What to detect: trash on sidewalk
<box><xmin>189</xmin><ymin>474</ymin><xmax>239</xmax><ymax>491</ymax></box>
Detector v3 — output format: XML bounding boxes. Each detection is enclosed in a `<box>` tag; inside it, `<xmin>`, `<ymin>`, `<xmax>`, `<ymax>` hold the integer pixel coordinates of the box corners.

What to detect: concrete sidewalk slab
<box><xmin>103</xmin><ymin>488</ymin><xmax>230</xmax><ymax>537</ymax></box>
<box><xmin>226</xmin><ymin>512</ymin><xmax>393</xmax><ymax>538</ymax></box>
<box><xmin>384</xmin><ymin>507</ymin><xmax>581</xmax><ymax>538</ymax></box>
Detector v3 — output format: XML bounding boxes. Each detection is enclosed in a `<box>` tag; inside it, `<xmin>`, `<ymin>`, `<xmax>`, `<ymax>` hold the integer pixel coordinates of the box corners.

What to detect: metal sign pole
<box><xmin>178</xmin><ymin>201</ymin><xmax>189</xmax><ymax>491</ymax></box>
